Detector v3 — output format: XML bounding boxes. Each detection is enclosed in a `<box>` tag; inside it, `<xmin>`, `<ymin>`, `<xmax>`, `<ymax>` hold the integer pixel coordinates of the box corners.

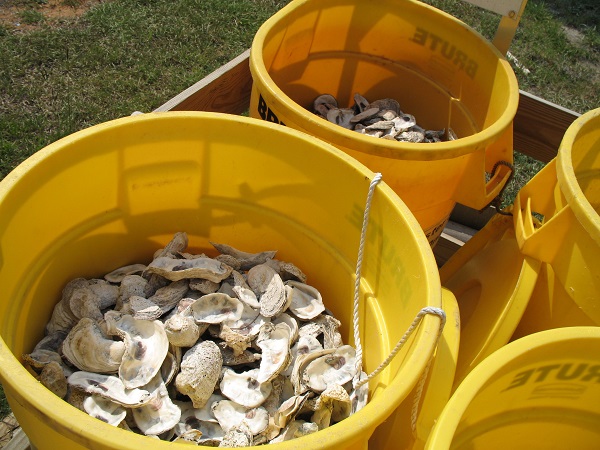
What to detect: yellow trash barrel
<box><xmin>249</xmin><ymin>0</ymin><xmax>518</xmax><ymax>247</ymax></box>
<box><xmin>0</xmin><ymin>112</ymin><xmax>442</xmax><ymax>449</ymax></box>
<box><xmin>426</xmin><ymin>327</ymin><xmax>600</xmax><ymax>449</ymax></box>
<box><xmin>512</xmin><ymin>108</ymin><xmax>600</xmax><ymax>337</ymax></box>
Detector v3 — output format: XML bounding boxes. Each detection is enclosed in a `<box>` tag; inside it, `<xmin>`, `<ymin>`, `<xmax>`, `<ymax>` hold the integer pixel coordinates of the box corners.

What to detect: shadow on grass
<box><xmin>530</xmin><ymin>0</ymin><xmax>600</xmax><ymax>30</ymax></box>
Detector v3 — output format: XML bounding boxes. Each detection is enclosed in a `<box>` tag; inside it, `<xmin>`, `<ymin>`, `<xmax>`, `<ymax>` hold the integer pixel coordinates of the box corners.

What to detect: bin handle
<box><xmin>482</xmin><ymin>160</ymin><xmax>515</xmax><ymax>215</ymax></box>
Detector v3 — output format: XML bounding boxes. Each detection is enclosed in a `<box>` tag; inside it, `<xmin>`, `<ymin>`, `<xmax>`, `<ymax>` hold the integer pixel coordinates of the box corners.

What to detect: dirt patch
<box><xmin>0</xmin><ymin>0</ymin><xmax>109</xmax><ymax>32</ymax></box>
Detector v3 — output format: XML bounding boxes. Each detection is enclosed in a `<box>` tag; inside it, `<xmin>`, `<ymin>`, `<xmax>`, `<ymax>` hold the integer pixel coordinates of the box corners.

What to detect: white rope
<box><xmin>352</xmin><ymin>172</ymin><xmax>382</xmax><ymax>377</ymax></box>
<box><xmin>355</xmin><ymin>306</ymin><xmax>446</xmax><ymax>390</ymax></box>
<box><xmin>410</xmin><ymin>307</ymin><xmax>446</xmax><ymax>430</ymax></box>
<box><xmin>350</xmin><ymin>172</ymin><xmax>446</xmax><ymax>415</ymax></box>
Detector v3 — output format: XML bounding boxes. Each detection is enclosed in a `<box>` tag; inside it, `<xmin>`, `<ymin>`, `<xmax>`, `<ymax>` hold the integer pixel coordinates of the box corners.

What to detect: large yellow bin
<box><xmin>0</xmin><ymin>112</ymin><xmax>443</xmax><ymax>449</ymax></box>
<box><xmin>512</xmin><ymin>108</ymin><xmax>600</xmax><ymax>337</ymax></box>
<box><xmin>249</xmin><ymin>0</ymin><xmax>519</xmax><ymax>247</ymax></box>
<box><xmin>425</xmin><ymin>326</ymin><xmax>600</xmax><ymax>449</ymax></box>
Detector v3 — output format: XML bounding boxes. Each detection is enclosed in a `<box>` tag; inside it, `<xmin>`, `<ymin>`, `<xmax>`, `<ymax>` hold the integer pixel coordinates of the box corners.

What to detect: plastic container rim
<box><xmin>250</xmin><ymin>0</ymin><xmax>520</xmax><ymax>161</ymax></box>
<box><xmin>0</xmin><ymin>111</ymin><xmax>442</xmax><ymax>449</ymax></box>
<box><xmin>426</xmin><ymin>326</ymin><xmax>600</xmax><ymax>448</ymax></box>
<box><xmin>556</xmin><ymin>108</ymin><xmax>600</xmax><ymax>243</ymax></box>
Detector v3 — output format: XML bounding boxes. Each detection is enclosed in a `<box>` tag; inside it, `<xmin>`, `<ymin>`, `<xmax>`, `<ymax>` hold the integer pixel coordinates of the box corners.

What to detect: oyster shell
<box><xmin>116</xmin><ymin>275</ymin><xmax>152</xmax><ymax>311</ymax></box>
<box><xmin>104</xmin><ymin>264</ymin><xmax>147</xmax><ymax>284</ymax></box>
<box><xmin>120</xmin><ymin>296</ymin><xmax>162</xmax><ymax>321</ymax></box>
<box><xmin>22</xmin><ymin>330</ymin><xmax>68</xmax><ymax>371</ymax></box>
<box><xmin>269</xmin><ymin>420</ymin><xmax>318</xmax><ymax>443</ymax></box>
<box><xmin>164</xmin><ymin>312</ymin><xmax>200</xmax><ymax>347</ymax></box>
<box><xmin>212</xmin><ymin>400</ymin><xmax>269</xmax><ymax>436</ymax></box>
<box><xmin>146</xmin><ymin>256</ymin><xmax>232</xmax><ymax>283</ymax></box>
<box><xmin>230</xmin><ymin>270</ymin><xmax>260</xmax><ymax>309</ymax></box>
<box><xmin>175</xmin><ymin>341</ymin><xmax>222</xmax><ymax>408</ymax></box>
<box><xmin>256</xmin><ymin>322</ymin><xmax>292</xmax><ymax>383</ymax></box>
<box><xmin>190</xmin><ymin>293</ymin><xmax>244</xmax><ymax>324</ymax></box>
<box><xmin>274</xmin><ymin>392</ymin><xmax>310</xmax><ymax>429</ymax></box>
<box><xmin>311</xmin><ymin>385</ymin><xmax>352</xmax><ymax>429</ymax></box>
<box><xmin>189</xmin><ymin>278</ymin><xmax>220</xmax><ymax>294</ymax></box>
<box><xmin>285</xmin><ymin>281</ymin><xmax>325</xmax><ymax>320</ymax></box>
<box><xmin>220</xmin><ymin>368</ymin><xmax>272</xmax><ymax>408</ymax></box>
<box><xmin>219</xmin><ymin>421</ymin><xmax>254</xmax><ymax>447</ymax></box>
<box><xmin>265</xmin><ymin>259</ymin><xmax>307</xmax><ymax>283</ymax></box>
<box><xmin>313</xmin><ymin>92</ymin><xmax>457</xmax><ymax>143</ymax></box>
<box><xmin>61</xmin><ymin>317</ymin><xmax>126</xmax><ymax>374</ymax></box>
<box><xmin>210</xmin><ymin>242</ymin><xmax>277</xmax><ymax>271</ymax></box>
<box><xmin>247</xmin><ymin>264</ymin><xmax>288</xmax><ymax>318</ymax></box>
<box><xmin>131</xmin><ymin>374</ymin><xmax>181</xmax><ymax>435</ymax></box>
<box><xmin>46</xmin><ymin>278</ymin><xmax>86</xmax><ymax>333</ymax></box>
<box><xmin>67</xmin><ymin>371</ymin><xmax>151</xmax><ymax>407</ymax></box>
<box><xmin>37</xmin><ymin>234</ymin><xmax>368</xmax><ymax>444</ymax></box>
<box><xmin>83</xmin><ymin>395</ymin><xmax>127</xmax><ymax>426</ymax></box>
<box><xmin>148</xmin><ymin>279</ymin><xmax>189</xmax><ymax>315</ymax></box>
<box><xmin>110</xmin><ymin>314</ymin><xmax>169</xmax><ymax>389</ymax></box>
<box><xmin>38</xmin><ymin>360</ymin><xmax>68</xmax><ymax>398</ymax></box>
<box><xmin>304</xmin><ymin>345</ymin><xmax>358</xmax><ymax>392</ymax></box>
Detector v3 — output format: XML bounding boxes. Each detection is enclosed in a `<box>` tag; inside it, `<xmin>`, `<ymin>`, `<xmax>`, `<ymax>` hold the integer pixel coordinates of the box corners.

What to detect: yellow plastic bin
<box><xmin>249</xmin><ymin>0</ymin><xmax>519</xmax><ymax>247</ymax></box>
<box><xmin>0</xmin><ymin>112</ymin><xmax>443</xmax><ymax>449</ymax></box>
<box><xmin>440</xmin><ymin>213</ymin><xmax>541</xmax><ymax>389</ymax></box>
<box><xmin>512</xmin><ymin>108</ymin><xmax>600</xmax><ymax>337</ymax></box>
<box><xmin>425</xmin><ymin>326</ymin><xmax>600</xmax><ymax>449</ymax></box>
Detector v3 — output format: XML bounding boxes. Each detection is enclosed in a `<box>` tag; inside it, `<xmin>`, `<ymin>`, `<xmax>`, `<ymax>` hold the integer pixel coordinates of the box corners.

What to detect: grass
<box><xmin>0</xmin><ymin>0</ymin><xmax>598</xmax><ymax>423</ymax></box>
<box><xmin>423</xmin><ymin>0</ymin><xmax>599</xmax><ymax>206</ymax></box>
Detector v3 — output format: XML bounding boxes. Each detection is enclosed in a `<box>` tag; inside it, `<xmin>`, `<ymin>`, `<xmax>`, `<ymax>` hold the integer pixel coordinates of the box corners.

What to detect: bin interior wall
<box><xmin>262</xmin><ymin>0</ymin><xmax>512</xmax><ymax>138</ymax></box>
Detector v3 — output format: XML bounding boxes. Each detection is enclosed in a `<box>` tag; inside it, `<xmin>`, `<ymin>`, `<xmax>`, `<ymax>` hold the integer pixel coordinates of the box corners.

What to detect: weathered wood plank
<box><xmin>3</xmin><ymin>428</ymin><xmax>30</xmax><ymax>450</ymax></box>
<box><xmin>154</xmin><ymin>49</ymin><xmax>252</xmax><ymax>115</ymax></box>
<box><xmin>513</xmin><ymin>90</ymin><xmax>580</xmax><ymax>163</ymax></box>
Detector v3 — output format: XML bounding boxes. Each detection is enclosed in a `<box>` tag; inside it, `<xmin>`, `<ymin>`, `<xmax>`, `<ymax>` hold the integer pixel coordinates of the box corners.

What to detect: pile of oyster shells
<box><xmin>23</xmin><ymin>232</ymin><xmax>368</xmax><ymax>446</ymax></box>
<box><xmin>313</xmin><ymin>93</ymin><xmax>457</xmax><ymax>143</ymax></box>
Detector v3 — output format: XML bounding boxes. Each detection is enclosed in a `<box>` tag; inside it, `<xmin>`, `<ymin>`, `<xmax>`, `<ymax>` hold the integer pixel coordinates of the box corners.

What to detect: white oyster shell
<box><xmin>285</xmin><ymin>281</ymin><xmax>325</xmax><ymax>320</ymax></box>
<box><xmin>61</xmin><ymin>318</ymin><xmax>125</xmax><ymax>374</ymax></box>
<box><xmin>132</xmin><ymin>374</ymin><xmax>182</xmax><ymax>435</ymax></box>
<box><xmin>270</xmin><ymin>420</ymin><xmax>319</xmax><ymax>443</ymax></box>
<box><xmin>175</xmin><ymin>340</ymin><xmax>222</xmax><ymax>408</ymax></box>
<box><xmin>247</xmin><ymin>263</ymin><xmax>288</xmax><ymax>318</ymax></box>
<box><xmin>222</xmin><ymin>300</ymin><xmax>268</xmax><ymax>337</ymax></box>
<box><xmin>212</xmin><ymin>400</ymin><xmax>269</xmax><ymax>435</ymax></box>
<box><xmin>282</xmin><ymin>335</ymin><xmax>323</xmax><ymax>378</ymax></box>
<box><xmin>104</xmin><ymin>264</ymin><xmax>147</xmax><ymax>283</ymax></box>
<box><xmin>112</xmin><ymin>315</ymin><xmax>169</xmax><ymax>389</ymax></box>
<box><xmin>256</xmin><ymin>322</ymin><xmax>291</xmax><ymax>383</ymax></box>
<box><xmin>220</xmin><ymin>368</ymin><xmax>272</xmax><ymax>408</ymax></box>
<box><xmin>190</xmin><ymin>293</ymin><xmax>244</xmax><ymax>324</ymax></box>
<box><xmin>146</xmin><ymin>256</ymin><xmax>232</xmax><ymax>283</ymax></box>
<box><xmin>83</xmin><ymin>395</ymin><xmax>127</xmax><ymax>426</ymax></box>
<box><xmin>304</xmin><ymin>345</ymin><xmax>358</xmax><ymax>392</ymax></box>
<box><xmin>67</xmin><ymin>371</ymin><xmax>151</xmax><ymax>407</ymax></box>
<box><xmin>210</xmin><ymin>241</ymin><xmax>277</xmax><ymax>271</ymax></box>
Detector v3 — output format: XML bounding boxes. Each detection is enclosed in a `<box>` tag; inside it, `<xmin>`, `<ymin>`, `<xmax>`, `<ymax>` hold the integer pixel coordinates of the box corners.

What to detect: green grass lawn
<box><xmin>0</xmin><ymin>0</ymin><xmax>598</xmax><ymax>422</ymax></box>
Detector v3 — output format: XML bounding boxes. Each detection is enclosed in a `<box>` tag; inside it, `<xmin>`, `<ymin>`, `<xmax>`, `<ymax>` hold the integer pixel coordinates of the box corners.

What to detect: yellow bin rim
<box><xmin>0</xmin><ymin>111</ymin><xmax>443</xmax><ymax>449</ymax></box>
<box><xmin>425</xmin><ymin>326</ymin><xmax>600</xmax><ymax>449</ymax></box>
<box><xmin>250</xmin><ymin>0</ymin><xmax>520</xmax><ymax>161</ymax></box>
<box><xmin>556</xmin><ymin>108</ymin><xmax>600</xmax><ymax>245</ymax></box>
